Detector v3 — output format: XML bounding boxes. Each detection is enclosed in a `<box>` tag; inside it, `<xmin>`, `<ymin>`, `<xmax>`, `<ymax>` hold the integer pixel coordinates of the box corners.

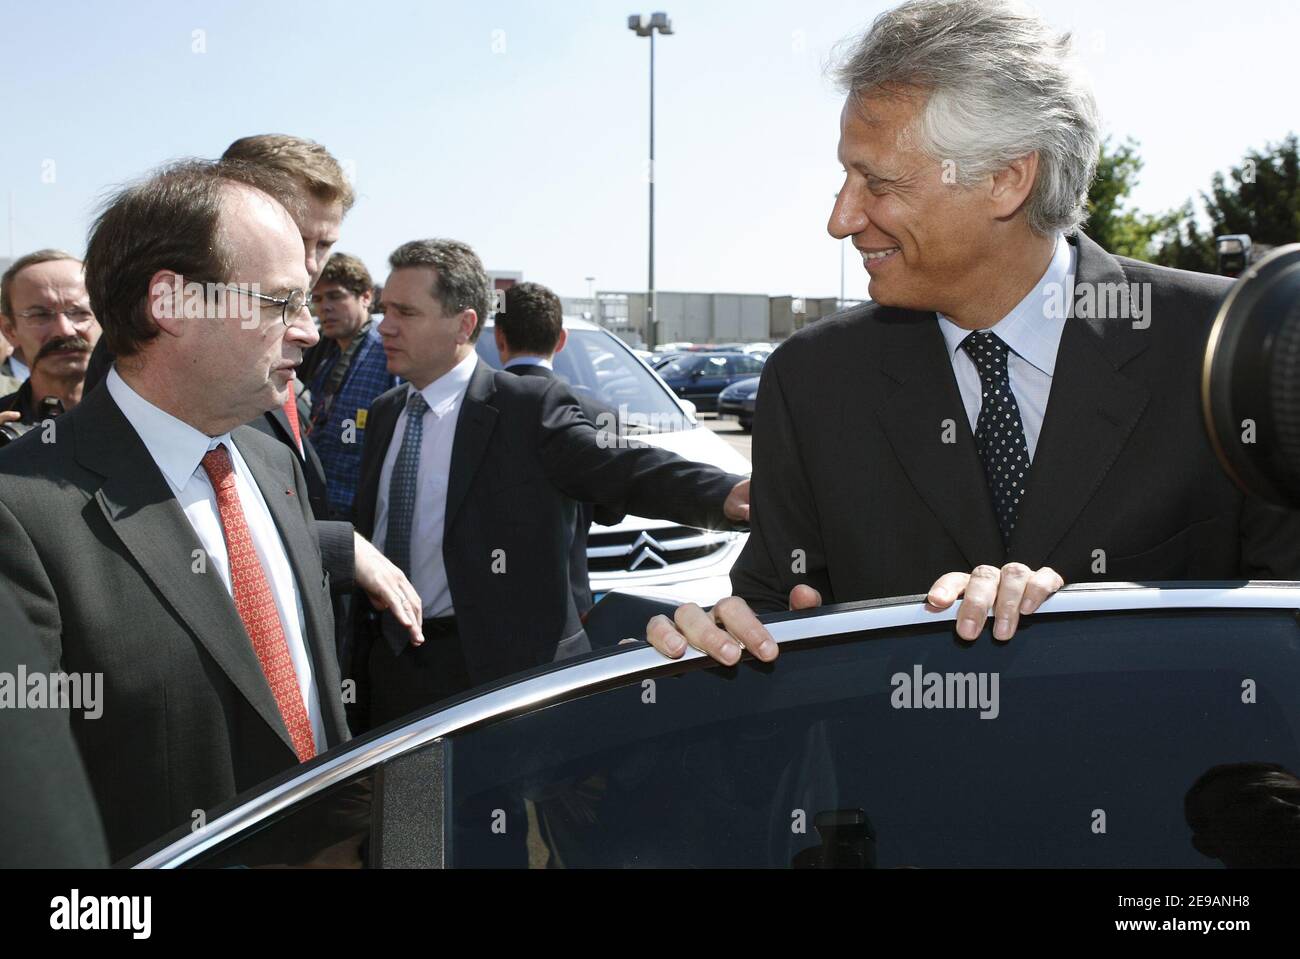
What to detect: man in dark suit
<box><xmin>645</xmin><ymin>0</ymin><xmax>1300</xmax><ymax>665</ymax></box>
<box><xmin>495</xmin><ymin>281</ymin><xmax>623</xmax><ymax>616</ymax></box>
<box><xmin>0</xmin><ymin>159</ymin><xmax>353</xmax><ymax>861</ymax></box>
<box><xmin>350</xmin><ymin>240</ymin><xmax>749</xmax><ymax>729</ymax></box>
<box><xmin>81</xmin><ymin>136</ymin><xmax>423</xmax><ymax>652</ymax></box>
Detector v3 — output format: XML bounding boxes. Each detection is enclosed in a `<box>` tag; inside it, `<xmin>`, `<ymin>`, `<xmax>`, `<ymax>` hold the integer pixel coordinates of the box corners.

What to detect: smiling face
<box><xmin>377</xmin><ymin>267</ymin><xmax>476</xmax><ymax>389</ymax></box>
<box><xmin>827</xmin><ymin>88</ymin><xmax>996</xmax><ymax>317</ymax></box>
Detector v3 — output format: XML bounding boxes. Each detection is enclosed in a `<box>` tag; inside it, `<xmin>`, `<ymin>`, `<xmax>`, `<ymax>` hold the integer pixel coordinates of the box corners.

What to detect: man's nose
<box><xmin>286</xmin><ymin>310</ymin><xmax>320</xmax><ymax>348</ymax></box>
<box><xmin>827</xmin><ymin>187</ymin><xmax>867</xmax><ymax>241</ymax></box>
<box><xmin>49</xmin><ymin>311</ymin><xmax>79</xmax><ymax>339</ymax></box>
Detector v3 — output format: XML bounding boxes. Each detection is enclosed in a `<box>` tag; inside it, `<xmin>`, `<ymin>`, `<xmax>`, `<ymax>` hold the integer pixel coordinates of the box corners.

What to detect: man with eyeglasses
<box><xmin>0</xmin><ymin>159</ymin><xmax>358</xmax><ymax>861</ymax></box>
<box><xmin>0</xmin><ymin>251</ymin><xmax>101</xmax><ymax>440</ymax></box>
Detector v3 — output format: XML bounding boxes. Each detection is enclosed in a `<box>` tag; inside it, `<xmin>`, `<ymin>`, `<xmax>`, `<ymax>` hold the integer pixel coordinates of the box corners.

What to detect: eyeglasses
<box><xmin>15</xmin><ymin>307</ymin><xmax>95</xmax><ymax>327</ymax></box>
<box><xmin>239</xmin><ymin>288</ymin><xmax>309</xmax><ymax>327</ymax></box>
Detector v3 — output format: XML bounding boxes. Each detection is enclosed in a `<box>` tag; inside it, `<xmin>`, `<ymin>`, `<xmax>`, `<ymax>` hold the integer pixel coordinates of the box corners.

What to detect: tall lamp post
<box><xmin>628</xmin><ymin>11</ymin><xmax>673</xmax><ymax>349</ymax></box>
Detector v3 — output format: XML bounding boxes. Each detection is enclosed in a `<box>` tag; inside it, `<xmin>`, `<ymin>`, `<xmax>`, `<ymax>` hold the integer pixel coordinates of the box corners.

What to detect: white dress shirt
<box><xmin>503</xmin><ymin>355</ymin><xmax>553</xmax><ymax>371</ymax></box>
<box><xmin>937</xmin><ymin>233</ymin><xmax>1076</xmax><ymax>461</ymax></box>
<box><xmin>106</xmin><ymin>367</ymin><xmax>325</xmax><ymax>747</ymax></box>
<box><xmin>8</xmin><ymin>354</ymin><xmax>30</xmax><ymax>382</ymax></box>
<box><xmin>372</xmin><ymin>351</ymin><xmax>480</xmax><ymax>618</ymax></box>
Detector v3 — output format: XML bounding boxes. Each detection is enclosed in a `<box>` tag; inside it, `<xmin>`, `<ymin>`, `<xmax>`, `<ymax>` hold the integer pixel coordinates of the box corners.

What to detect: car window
<box><xmin>446</xmin><ymin>608</ymin><xmax>1300</xmax><ymax>867</ymax></box>
<box><xmin>476</xmin><ymin>328</ymin><xmax>689</xmax><ymax>431</ymax></box>
<box><xmin>658</xmin><ymin>356</ymin><xmax>699</xmax><ymax>377</ymax></box>
<box><xmin>737</xmin><ymin>354</ymin><xmax>765</xmax><ymax>374</ymax></box>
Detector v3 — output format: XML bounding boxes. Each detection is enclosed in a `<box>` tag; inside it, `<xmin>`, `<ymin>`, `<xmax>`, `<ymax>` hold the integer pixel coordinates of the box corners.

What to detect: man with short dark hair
<box><xmin>306</xmin><ymin>253</ymin><xmax>398</xmax><ymax>520</ymax></box>
<box><xmin>497</xmin><ymin>281</ymin><xmax>621</xmax><ymax>615</ymax></box>
<box><xmin>350</xmin><ymin>239</ymin><xmax>750</xmax><ymax>727</ymax></box>
<box><xmin>0</xmin><ymin>159</ymin><xmax>352</xmax><ymax>860</ymax></box>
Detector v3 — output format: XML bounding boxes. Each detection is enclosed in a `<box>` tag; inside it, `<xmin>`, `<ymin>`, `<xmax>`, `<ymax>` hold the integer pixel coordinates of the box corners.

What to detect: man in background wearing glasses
<box><xmin>0</xmin><ymin>159</ymin><xmax>354</xmax><ymax>861</ymax></box>
<box><xmin>0</xmin><ymin>250</ymin><xmax>101</xmax><ymax>435</ymax></box>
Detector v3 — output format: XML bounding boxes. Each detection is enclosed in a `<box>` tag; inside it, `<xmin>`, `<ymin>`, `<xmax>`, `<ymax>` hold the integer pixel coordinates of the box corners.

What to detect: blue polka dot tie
<box><xmin>384</xmin><ymin>390</ymin><xmax>430</xmax><ymax>576</ymax></box>
<box><xmin>960</xmin><ymin>331</ymin><xmax>1029</xmax><ymax>547</ymax></box>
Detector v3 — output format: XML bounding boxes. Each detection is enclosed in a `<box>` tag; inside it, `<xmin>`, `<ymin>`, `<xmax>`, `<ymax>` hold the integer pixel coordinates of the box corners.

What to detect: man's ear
<box><xmin>554</xmin><ymin>327</ymin><xmax>568</xmax><ymax>354</ymax></box>
<box><xmin>459</xmin><ymin>309</ymin><xmax>479</xmax><ymax>345</ymax></box>
<box><xmin>989</xmin><ymin>151</ymin><xmax>1040</xmax><ymax>221</ymax></box>
<box><xmin>146</xmin><ymin>270</ymin><xmax>187</xmax><ymax>338</ymax></box>
<box><xmin>359</xmin><ymin>288</ymin><xmax>373</xmax><ymax>312</ymax></box>
<box><xmin>0</xmin><ymin>315</ymin><xmax>19</xmax><ymax>351</ymax></box>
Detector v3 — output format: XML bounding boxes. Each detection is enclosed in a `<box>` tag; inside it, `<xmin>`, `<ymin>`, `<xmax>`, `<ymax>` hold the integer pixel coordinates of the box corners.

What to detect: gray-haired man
<box><xmin>647</xmin><ymin>0</ymin><xmax>1300</xmax><ymax>666</ymax></box>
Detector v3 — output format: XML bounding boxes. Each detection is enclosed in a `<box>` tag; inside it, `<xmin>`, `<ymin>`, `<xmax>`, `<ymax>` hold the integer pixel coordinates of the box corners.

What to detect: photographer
<box><xmin>0</xmin><ymin>251</ymin><xmax>100</xmax><ymax>446</ymax></box>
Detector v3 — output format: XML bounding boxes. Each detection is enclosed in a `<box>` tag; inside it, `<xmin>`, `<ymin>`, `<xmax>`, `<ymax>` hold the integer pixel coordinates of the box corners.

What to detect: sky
<box><xmin>1</xmin><ymin>0</ymin><xmax>1295</xmax><ymax>302</ymax></box>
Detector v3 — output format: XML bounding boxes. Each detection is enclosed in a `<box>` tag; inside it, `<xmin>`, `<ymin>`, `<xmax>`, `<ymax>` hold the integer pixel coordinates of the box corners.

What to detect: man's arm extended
<box><xmin>538</xmin><ymin>378</ymin><xmax>748</xmax><ymax>531</ymax></box>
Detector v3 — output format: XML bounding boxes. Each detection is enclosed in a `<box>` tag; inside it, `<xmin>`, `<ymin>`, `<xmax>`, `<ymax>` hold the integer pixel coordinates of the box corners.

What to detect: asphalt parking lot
<box><xmin>702</xmin><ymin>413</ymin><xmax>752</xmax><ymax>461</ymax></box>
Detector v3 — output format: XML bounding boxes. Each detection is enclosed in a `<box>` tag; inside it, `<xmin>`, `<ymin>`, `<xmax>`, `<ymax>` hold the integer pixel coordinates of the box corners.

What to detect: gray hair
<box><xmin>831</xmin><ymin>0</ymin><xmax>1101</xmax><ymax>237</ymax></box>
<box><xmin>387</xmin><ymin>238</ymin><xmax>491</xmax><ymax>342</ymax></box>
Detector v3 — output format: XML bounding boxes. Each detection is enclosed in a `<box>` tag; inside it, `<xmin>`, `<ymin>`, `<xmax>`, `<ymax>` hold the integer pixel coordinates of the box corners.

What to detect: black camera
<box><xmin>0</xmin><ymin>396</ymin><xmax>67</xmax><ymax>448</ymax></box>
<box><xmin>1202</xmin><ymin>243</ymin><xmax>1300</xmax><ymax>509</ymax></box>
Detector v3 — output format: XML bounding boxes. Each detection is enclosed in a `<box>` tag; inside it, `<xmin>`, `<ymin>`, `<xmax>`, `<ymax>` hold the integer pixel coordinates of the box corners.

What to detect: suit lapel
<box><xmin>1010</xmin><ymin>234</ymin><xmax>1151</xmax><ymax>566</ymax></box>
<box><xmin>445</xmin><ymin>362</ymin><xmax>499</xmax><ymax>531</ymax></box>
<box><xmin>354</xmin><ymin>389</ymin><xmax>404</xmax><ymax>537</ymax></box>
<box><xmin>75</xmin><ymin>390</ymin><xmax>296</xmax><ymax>753</ymax></box>
<box><xmin>874</xmin><ymin>310</ymin><xmax>1005</xmax><ymax>568</ymax></box>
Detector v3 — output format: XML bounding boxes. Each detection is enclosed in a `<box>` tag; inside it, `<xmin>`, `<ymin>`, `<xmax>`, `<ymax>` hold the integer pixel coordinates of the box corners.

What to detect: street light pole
<box><xmin>629</xmin><ymin>12</ymin><xmax>673</xmax><ymax>350</ymax></box>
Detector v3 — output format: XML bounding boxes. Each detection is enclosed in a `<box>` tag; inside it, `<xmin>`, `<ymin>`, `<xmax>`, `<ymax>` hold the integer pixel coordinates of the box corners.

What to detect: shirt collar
<box><xmin>106</xmin><ymin>366</ymin><xmax>235</xmax><ymax>493</ymax></box>
<box><xmin>937</xmin><ymin>233</ymin><xmax>1075</xmax><ymax>377</ymax></box>
<box><xmin>503</xmin><ymin>355</ymin><xmax>553</xmax><ymax>371</ymax></box>
<box><xmin>9</xmin><ymin>355</ymin><xmax>30</xmax><ymax>381</ymax></box>
<box><xmin>412</xmin><ymin>350</ymin><xmax>479</xmax><ymax>419</ymax></box>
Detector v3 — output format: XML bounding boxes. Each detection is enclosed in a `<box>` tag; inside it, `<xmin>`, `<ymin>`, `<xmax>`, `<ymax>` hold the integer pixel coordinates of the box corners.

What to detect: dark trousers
<box><xmin>366</xmin><ymin>615</ymin><xmax>472</xmax><ymax>730</ymax></box>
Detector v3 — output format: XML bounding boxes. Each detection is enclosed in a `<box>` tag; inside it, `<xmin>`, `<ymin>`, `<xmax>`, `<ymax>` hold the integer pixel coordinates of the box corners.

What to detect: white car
<box><xmin>476</xmin><ymin>318</ymin><xmax>750</xmax><ymax>603</ymax></box>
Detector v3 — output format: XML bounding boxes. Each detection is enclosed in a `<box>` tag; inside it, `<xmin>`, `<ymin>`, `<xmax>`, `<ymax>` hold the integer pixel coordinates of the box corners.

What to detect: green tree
<box><xmin>1201</xmin><ymin>133</ymin><xmax>1300</xmax><ymax>246</ymax></box>
<box><xmin>1084</xmin><ymin>138</ymin><xmax>1170</xmax><ymax>259</ymax></box>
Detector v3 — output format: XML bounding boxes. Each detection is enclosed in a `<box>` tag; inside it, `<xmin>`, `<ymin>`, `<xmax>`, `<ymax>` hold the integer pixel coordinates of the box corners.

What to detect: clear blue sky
<box><xmin>1</xmin><ymin>0</ymin><xmax>1294</xmax><ymax>301</ymax></box>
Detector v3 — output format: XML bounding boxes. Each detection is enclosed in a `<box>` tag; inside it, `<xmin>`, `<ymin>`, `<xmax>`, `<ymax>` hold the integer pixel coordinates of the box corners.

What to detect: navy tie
<box><xmin>384</xmin><ymin>390</ymin><xmax>430</xmax><ymax>576</ymax></box>
<box><xmin>960</xmin><ymin>331</ymin><xmax>1030</xmax><ymax>547</ymax></box>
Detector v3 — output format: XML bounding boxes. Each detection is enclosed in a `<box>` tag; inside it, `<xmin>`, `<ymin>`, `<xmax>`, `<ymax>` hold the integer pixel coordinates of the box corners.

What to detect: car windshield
<box><xmin>477</xmin><ymin>327</ymin><xmax>691</xmax><ymax>433</ymax></box>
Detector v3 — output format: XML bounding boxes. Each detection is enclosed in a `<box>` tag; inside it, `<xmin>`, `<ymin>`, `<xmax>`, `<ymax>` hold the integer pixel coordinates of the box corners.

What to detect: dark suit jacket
<box><xmin>732</xmin><ymin>232</ymin><xmax>1300</xmax><ymax>611</ymax></box>
<box><xmin>0</xmin><ymin>386</ymin><xmax>351</xmax><ymax>861</ymax></box>
<box><xmin>507</xmin><ymin>361</ymin><xmax>624</xmax><ymax>615</ymax></box>
<box><xmin>84</xmin><ymin>337</ymin><xmax>354</xmax><ymax>589</ymax></box>
<box><xmin>352</xmin><ymin>361</ymin><xmax>742</xmax><ymax>701</ymax></box>
<box><xmin>0</xmin><ymin>582</ymin><xmax>109</xmax><ymax>868</ymax></box>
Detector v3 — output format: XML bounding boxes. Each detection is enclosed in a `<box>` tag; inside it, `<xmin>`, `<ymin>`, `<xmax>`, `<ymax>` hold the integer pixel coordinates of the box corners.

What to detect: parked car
<box><xmin>128</xmin><ymin>582</ymin><xmax>1300</xmax><ymax>868</ymax></box>
<box><xmin>651</xmin><ymin>352</ymin><xmax>686</xmax><ymax>371</ymax></box>
<box><xmin>718</xmin><ymin>376</ymin><xmax>760</xmax><ymax>431</ymax></box>
<box><xmin>656</xmin><ymin>351</ymin><xmax>766</xmax><ymax>413</ymax></box>
<box><xmin>474</xmin><ymin>318</ymin><xmax>752</xmax><ymax>600</ymax></box>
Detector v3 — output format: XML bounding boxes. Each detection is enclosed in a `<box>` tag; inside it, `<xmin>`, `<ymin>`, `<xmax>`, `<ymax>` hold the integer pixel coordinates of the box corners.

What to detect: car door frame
<box><xmin>132</xmin><ymin>581</ymin><xmax>1300</xmax><ymax>868</ymax></box>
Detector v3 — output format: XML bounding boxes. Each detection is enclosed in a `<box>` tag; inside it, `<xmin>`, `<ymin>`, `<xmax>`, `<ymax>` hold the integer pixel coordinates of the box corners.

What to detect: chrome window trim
<box><xmin>136</xmin><ymin>581</ymin><xmax>1300</xmax><ymax>868</ymax></box>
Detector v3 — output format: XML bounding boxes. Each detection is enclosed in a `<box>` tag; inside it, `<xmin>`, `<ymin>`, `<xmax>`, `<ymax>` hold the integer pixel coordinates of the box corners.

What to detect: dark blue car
<box><xmin>655</xmin><ymin>352</ymin><xmax>765</xmax><ymax>413</ymax></box>
<box><xmin>718</xmin><ymin>376</ymin><xmax>760</xmax><ymax>432</ymax></box>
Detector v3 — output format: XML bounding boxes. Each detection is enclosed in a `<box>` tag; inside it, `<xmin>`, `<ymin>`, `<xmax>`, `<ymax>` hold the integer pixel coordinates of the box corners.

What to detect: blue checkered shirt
<box><xmin>307</xmin><ymin>325</ymin><xmax>400</xmax><ymax>517</ymax></box>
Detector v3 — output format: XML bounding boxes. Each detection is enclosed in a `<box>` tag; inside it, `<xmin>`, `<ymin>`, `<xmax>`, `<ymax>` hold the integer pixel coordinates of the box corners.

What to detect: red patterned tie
<box><xmin>282</xmin><ymin>393</ymin><xmax>303</xmax><ymax>455</ymax></box>
<box><xmin>201</xmin><ymin>444</ymin><xmax>317</xmax><ymax>762</ymax></box>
